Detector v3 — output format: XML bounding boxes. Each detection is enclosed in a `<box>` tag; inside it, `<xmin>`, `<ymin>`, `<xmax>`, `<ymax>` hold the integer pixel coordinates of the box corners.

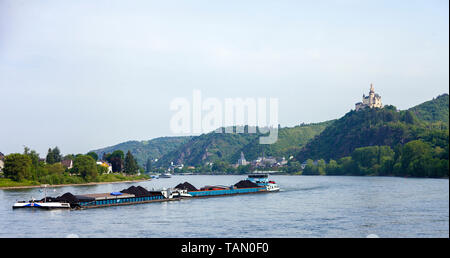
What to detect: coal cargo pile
<box><xmin>121</xmin><ymin>186</ymin><xmax>149</xmax><ymax>197</ymax></box>
<box><xmin>39</xmin><ymin>193</ymin><xmax>95</xmax><ymax>203</ymax></box>
<box><xmin>174</xmin><ymin>182</ymin><xmax>198</xmax><ymax>191</ymax></box>
<box><xmin>234</xmin><ymin>180</ymin><xmax>259</xmax><ymax>189</ymax></box>
<box><xmin>120</xmin><ymin>186</ymin><xmax>162</xmax><ymax>197</ymax></box>
<box><xmin>74</xmin><ymin>195</ymin><xmax>96</xmax><ymax>202</ymax></box>
<box><xmin>55</xmin><ymin>192</ymin><xmax>80</xmax><ymax>204</ymax></box>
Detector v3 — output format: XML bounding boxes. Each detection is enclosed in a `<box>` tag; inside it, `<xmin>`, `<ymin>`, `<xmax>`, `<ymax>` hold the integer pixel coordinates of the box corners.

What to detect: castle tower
<box><xmin>355</xmin><ymin>83</ymin><xmax>383</xmax><ymax>111</ymax></box>
<box><xmin>369</xmin><ymin>84</ymin><xmax>375</xmax><ymax>105</ymax></box>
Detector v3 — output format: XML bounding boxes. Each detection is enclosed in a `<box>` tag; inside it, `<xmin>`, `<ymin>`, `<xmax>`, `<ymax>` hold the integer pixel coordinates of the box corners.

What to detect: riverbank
<box><xmin>0</xmin><ymin>176</ymin><xmax>150</xmax><ymax>190</ymax></box>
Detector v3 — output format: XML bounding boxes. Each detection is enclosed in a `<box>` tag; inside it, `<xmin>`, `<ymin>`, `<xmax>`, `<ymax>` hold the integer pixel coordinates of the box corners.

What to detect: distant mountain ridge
<box><xmin>154</xmin><ymin>121</ymin><xmax>334</xmax><ymax>167</ymax></box>
<box><xmin>91</xmin><ymin>136</ymin><xmax>192</xmax><ymax>166</ymax></box>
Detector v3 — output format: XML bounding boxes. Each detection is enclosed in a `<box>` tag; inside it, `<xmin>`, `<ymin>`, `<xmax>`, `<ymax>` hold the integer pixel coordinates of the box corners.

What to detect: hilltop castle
<box><xmin>355</xmin><ymin>84</ymin><xmax>383</xmax><ymax>111</ymax></box>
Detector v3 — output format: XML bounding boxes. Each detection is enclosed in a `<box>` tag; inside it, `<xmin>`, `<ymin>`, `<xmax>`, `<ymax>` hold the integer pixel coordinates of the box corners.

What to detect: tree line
<box><xmin>1</xmin><ymin>147</ymin><xmax>144</xmax><ymax>185</ymax></box>
<box><xmin>300</xmin><ymin>140</ymin><xmax>449</xmax><ymax>178</ymax></box>
<box><xmin>155</xmin><ymin>137</ymin><xmax>449</xmax><ymax>178</ymax></box>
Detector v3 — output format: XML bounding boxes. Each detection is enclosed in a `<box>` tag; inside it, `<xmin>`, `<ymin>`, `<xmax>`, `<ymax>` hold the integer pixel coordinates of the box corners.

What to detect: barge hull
<box><xmin>77</xmin><ymin>188</ymin><xmax>275</xmax><ymax>209</ymax></box>
<box><xmin>186</xmin><ymin>189</ymin><xmax>276</xmax><ymax>199</ymax></box>
<box><xmin>79</xmin><ymin>198</ymin><xmax>180</xmax><ymax>209</ymax></box>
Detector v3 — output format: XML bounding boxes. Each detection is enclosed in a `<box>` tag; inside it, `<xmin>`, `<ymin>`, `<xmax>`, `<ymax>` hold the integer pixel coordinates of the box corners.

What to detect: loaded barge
<box><xmin>12</xmin><ymin>174</ymin><xmax>279</xmax><ymax>210</ymax></box>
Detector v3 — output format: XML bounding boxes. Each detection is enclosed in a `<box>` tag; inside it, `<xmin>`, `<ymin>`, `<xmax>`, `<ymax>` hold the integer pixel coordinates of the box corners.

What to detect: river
<box><xmin>0</xmin><ymin>175</ymin><xmax>448</xmax><ymax>238</ymax></box>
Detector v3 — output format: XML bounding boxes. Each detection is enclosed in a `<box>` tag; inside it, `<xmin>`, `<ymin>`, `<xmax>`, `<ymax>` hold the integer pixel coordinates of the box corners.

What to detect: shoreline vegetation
<box><xmin>0</xmin><ymin>148</ymin><xmax>150</xmax><ymax>189</ymax></box>
<box><xmin>0</xmin><ymin>176</ymin><xmax>149</xmax><ymax>190</ymax></box>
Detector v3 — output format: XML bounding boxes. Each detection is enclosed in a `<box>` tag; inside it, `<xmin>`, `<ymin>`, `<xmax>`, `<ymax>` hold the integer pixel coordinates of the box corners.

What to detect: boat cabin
<box><xmin>247</xmin><ymin>174</ymin><xmax>269</xmax><ymax>186</ymax></box>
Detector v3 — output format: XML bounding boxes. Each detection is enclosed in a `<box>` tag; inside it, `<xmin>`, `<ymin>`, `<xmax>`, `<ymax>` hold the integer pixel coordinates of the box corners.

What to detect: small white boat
<box><xmin>159</xmin><ymin>173</ymin><xmax>172</xmax><ymax>178</ymax></box>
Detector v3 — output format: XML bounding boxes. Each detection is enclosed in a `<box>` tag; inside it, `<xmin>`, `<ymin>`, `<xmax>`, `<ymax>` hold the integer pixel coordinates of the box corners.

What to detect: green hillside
<box><xmin>90</xmin><ymin>136</ymin><xmax>192</xmax><ymax>166</ymax></box>
<box><xmin>155</xmin><ymin>121</ymin><xmax>333</xmax><ymax>167</ymax></box>
<box><xmin>409</xmin><ymin>93</ymin><xmax>449</xmax><ymax>125</ymax></box>
<box><xmin>237</xmin><ymin>121</ymin><xmax>335</xmax><ymax>162</ymax></box>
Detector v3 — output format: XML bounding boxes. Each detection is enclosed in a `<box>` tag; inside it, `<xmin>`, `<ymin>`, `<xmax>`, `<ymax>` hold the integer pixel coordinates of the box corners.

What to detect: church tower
<box><xmin>237</xmin><ymin>152</ymin><xmax>248</xmax><ymax>166</ymax></box>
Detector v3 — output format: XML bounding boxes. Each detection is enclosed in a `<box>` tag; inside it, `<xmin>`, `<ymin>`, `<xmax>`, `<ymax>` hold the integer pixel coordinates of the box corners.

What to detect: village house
<box><xmin>96</xmin><ymin>161</ymin><xmax>113</xmax><ymax>174</ymax></box>
<box><xmin>61</xmin><ymin>159</ymin><xmax>73</xmax><ymax>169</ymax></box>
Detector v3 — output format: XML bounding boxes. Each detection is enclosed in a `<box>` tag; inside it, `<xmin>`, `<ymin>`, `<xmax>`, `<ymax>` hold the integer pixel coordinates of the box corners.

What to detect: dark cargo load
<box><xmin>74</xmin><ymin>195</ymin><xmax>96</xmax><ymax>202</ymax></box>
<box><xmin>120</xmin><ymin>185</ymin><xmax>162</xmax><ymax>197</ymax></box>
<box><xmin>55</xmin><ymin>192</ymin><xmax>79</xmax><ymax>204</ymax></box>
<box><xmin>234</xmin><ymin>180</ymin><xmax>259</xmax><ymax>189</ymax></box>
<box><xmin>39</xmin><ymin>192</ymin><xmax>95</xmax><ymax>204</ymax></box>
<box><xmin>200</xmin><ymin>185</ymin><xmax>229</xmax><ymax>190</ymax></box>
<box><xmin>174</xmin><ymin>182</ymin><xmax>198</xmax><ymax>191</ymax></box>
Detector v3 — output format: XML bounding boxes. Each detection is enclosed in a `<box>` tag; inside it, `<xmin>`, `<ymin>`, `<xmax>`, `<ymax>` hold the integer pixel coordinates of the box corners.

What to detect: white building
<box><xmin>237</xmin><ymin>152</ymin><xmax>248</xmax><ymax>166</ymax></box>
<box><xmin>355</xmin><ymin>84</ymin><xmax>383</xmax><ymax>111</ymax></box>
<box><xmin>61</xmin><ymin>159</ymin><xmax>73</xmax><ymax>169</ymax></box>
<box><xmin>96</xmin><ymin>161</ymin><xmax>112</xmax><ymax>174</ymax></box>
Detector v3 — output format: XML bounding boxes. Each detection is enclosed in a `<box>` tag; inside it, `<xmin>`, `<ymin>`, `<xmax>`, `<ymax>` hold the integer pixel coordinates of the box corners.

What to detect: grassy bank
<box><xmin>0</xmin><ymin>174</ymin><xmax>150</xmax><ymax>189</ymax></box>
<box><xmin>0</xmin><ymin>178</ymin><xmax>40</xmax><ymax>188</ymax></box>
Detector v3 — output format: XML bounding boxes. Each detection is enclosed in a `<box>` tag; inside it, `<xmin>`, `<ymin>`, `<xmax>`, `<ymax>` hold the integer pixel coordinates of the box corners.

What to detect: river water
<box><xmin>0</xmin><ymin>175</ymin><xmax>448</xmax><ymax>238</ymax></box>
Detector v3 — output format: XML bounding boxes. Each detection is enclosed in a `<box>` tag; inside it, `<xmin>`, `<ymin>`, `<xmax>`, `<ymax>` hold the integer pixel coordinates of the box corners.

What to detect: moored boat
<box><xmin>159</xmin><ymin>173</ymin><xmax>172</xmax><ymax>178</ymax></box>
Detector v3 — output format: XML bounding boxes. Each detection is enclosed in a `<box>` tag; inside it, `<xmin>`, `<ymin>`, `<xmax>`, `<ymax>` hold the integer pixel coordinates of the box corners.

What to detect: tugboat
<box><xmin>12</xmin><ymin>185</ymin><xmax>71</xmax><ymax>209</ymax></box>
<box><xmin>13</xmin><ymin>200</ymin><xmax>71</xmax><ymax>209</ymax></box>
<box><xmin>247</xmin><ymin>174</ymin><xmax>280</xmax><ymax>192</ymax></box>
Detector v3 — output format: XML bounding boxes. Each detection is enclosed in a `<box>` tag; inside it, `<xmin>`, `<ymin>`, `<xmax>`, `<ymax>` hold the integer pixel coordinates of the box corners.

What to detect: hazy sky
<box><xmin>0</xmin><ymin>0</ymin><xmax>448</xmax><ymax>156</ymax></box>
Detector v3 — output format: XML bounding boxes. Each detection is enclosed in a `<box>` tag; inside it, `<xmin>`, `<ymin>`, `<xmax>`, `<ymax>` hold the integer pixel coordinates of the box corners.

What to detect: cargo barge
<box><xmin>12</xmin><ymin>174</ymin><xmax>279</xmax><ymax>210</ymax></box>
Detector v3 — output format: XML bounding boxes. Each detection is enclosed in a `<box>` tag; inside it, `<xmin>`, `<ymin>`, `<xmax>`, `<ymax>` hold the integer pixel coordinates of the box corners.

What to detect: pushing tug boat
<box><xmin>12</xmin><ymin>174</ymin><xmax>279</xmax><ymax>210</ymax></box>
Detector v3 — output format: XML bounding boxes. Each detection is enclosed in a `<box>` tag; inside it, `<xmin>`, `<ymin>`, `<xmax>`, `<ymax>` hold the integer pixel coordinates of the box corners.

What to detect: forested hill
<box><xmin>409</xmin><ymin>93</ymin><xmax>449</xmax><ymax>125</ymax></box>
<box><xmin>90</xmin><ymin>136</ymin><xmax>192</xmax><ymax>166</ymax></box>
<box><xmin>155</xmin><ymin>121</ymin><xmax>334</xmax><ymax>167</ymax></box>
<box><xmin>295</xmin><ymin>94</ymin><xmax>449</xmax><ymax>162</ymax></box>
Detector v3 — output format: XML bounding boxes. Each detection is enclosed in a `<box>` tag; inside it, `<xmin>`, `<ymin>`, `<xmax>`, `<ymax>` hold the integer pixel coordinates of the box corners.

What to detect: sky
<box><xmin>0</xmin><ymin>0</ymin><xmax>448</xmax><ymax>156</ymax></box>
